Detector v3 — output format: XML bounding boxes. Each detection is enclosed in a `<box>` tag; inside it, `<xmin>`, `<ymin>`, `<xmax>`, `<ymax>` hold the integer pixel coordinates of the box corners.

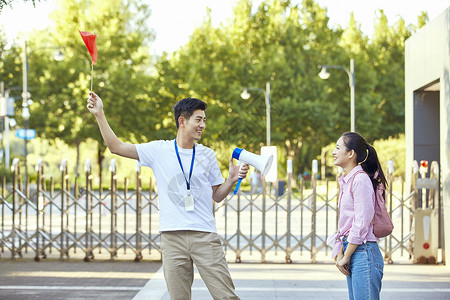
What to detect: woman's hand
<box><xmin>336</xmin><ymin>252</ymin><xmax>350</xmax><ymax>276</ymax></box>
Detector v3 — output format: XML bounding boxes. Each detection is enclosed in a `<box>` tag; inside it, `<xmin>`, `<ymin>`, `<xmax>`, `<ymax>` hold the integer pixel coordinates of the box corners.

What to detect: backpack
<box><xmin>350</xmin><ymin>171</ymin><xmax>394</xmax><ymax>238</ymax></box>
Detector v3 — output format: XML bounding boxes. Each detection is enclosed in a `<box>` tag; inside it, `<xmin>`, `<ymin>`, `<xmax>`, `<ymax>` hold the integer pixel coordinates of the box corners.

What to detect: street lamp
<box><xmin>22</xmin><ymin>41</ymin><xmax>29</xmax><ymax>188</ymax></box>
<box><xmin>53</xmin><ymin>49</ymin><xmax>65</xmax><ymax>62</ymax></box>
<box><xmin>240</xmin><ymin>82</ymin><xmax>271</xmax><ymax>146</ymax></box>
<box><xmin>318</xmin><ymin>58</ymin><xmax>355</xmax><ymax>132</ymax></box>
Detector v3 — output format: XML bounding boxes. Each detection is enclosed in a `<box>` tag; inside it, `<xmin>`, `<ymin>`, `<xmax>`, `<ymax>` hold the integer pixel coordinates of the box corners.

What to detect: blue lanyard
<box><xmin>174</xmin><ymin>139</ymin><xmax>195</xmax><ymax>191</ymax></box>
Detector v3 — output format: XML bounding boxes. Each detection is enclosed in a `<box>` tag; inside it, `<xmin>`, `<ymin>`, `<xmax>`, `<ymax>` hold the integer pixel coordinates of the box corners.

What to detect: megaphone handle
<box><xmin>233</xmin><ymin>162</ymin><xmax>244</xmax><ymax>195</ymax></box>
<box><xmin>234</xmin><ymin>178</ymin><xmax>242</xmax><ymax>195</ymax></box>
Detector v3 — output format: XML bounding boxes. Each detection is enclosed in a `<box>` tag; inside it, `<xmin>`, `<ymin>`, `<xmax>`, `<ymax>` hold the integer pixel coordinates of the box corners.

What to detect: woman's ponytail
<box><xmin>342</xmin><ymin>132</ymin><xmax>387</xmax><ymax>192</ymax></box>
<box><xmin>361</xmin><ymin>144</ymin><xmax>387</xmax><ymax>191</ymax></box>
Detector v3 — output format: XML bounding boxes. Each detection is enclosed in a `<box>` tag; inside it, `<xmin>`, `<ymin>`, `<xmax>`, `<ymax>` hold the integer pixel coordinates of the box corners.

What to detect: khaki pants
<box><xmin>161</xmin><ymin>230</ymin><xmax>240</xmax><ymax>300</ymax></box>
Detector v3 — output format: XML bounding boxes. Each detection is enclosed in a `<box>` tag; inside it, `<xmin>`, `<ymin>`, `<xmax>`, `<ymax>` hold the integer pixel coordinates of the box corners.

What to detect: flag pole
<box><xmin>91</xmin><ymin>31</ymin><xmax>95</xmax><ymax>92</ymax></box>
<box><xmin>91</xmin><ymin>63</ymin><xmax>94</xmax><ymax>92</ymax></box>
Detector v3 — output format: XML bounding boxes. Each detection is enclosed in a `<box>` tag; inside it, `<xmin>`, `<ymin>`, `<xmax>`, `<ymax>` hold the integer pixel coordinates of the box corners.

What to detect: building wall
<box><xmin>405</xmin><ymin>7</ymin><xmax>450</xmax><ymax>264</ymax></box>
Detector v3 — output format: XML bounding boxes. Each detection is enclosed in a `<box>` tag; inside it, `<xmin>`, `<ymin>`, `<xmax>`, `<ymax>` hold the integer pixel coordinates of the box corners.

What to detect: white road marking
<box><xmin>132</xmin><ymin>265</ymin><xmax>167</xmax><ymax>299</ymax></box>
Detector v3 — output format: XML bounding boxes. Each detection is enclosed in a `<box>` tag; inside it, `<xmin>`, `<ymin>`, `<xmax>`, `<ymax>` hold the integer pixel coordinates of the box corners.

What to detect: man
<box><xmin>87</xmin><ymin>92</ymin><xmax>248</xmax><ymax>300</ymax></box>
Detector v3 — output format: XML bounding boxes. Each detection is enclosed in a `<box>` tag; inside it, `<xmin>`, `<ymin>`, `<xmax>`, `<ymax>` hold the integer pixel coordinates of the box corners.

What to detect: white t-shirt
<box><xmin>136</xmin><ymin>140</ymin><xmax>224</xmax><ymax>233</ymax></box>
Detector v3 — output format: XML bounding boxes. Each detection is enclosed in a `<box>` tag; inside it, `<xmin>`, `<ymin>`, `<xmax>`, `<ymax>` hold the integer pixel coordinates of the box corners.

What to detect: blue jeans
<box><xmin>343</xmin><ymin>240</ymin><xmax>384</xmax><ymax>300</ymax></box>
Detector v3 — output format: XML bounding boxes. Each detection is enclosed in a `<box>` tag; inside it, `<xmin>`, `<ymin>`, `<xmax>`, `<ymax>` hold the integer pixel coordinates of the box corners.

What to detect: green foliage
<box><xmin>0</xmin><ymin>0</ymin><xmax>429</xmax><ymax>180</ymax></box>
<box><xmin>5</xmin><ymin>0</ymin><xmax>159</xmax><ymax>176</ymax></box>
<box><xmin>320</xmin><ymin>141</ymin><xmax>337</xmax><ymax>178</ymax></box>
<box><xmin>361</xmin><ymin>10</ymin><xmax>411</xmax><ymax>140</ymax></box>
<box><xmin>416</xmin><ymin>12</ymin><xmax>429</xmax><ymax>29</ymax></box>
<box><xmin>373</xmin><ymin>134</ymin><xmax>405</xmax><ymax>178</ymax></box>
<box><xmin>0</xmin><ymin>163</ymin><xmax>12</xmax><ymax>182</ymax></box>
<box><xmin>152</xmin><ymin>0</ymin><xmax>420</xmax><ymax>174</ymax></box>
<box><xmin>319</xmin><ymin>134</ymin><xmax>405</xmax><ymax>179</ymax></box>
<box><xmin>164</xmin><ymin>0</ymin><xmax>348</xmax><ymax>170</ymax></box>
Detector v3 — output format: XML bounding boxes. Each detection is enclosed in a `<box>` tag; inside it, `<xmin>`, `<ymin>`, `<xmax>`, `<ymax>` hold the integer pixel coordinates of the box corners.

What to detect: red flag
<box><xmin>78</xmin><ymin>30</ymin><xmax>97</xmax><ymax>64</ymax></box>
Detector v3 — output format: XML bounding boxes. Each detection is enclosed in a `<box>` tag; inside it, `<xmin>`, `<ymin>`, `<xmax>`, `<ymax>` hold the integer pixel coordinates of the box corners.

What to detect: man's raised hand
<box><xmin>86</xmin><ymin>92</ymin><xmax>104</xmax><ymax>116</ymax></box>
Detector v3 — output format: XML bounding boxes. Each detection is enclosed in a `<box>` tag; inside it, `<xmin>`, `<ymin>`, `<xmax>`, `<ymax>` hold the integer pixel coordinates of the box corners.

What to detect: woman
<box><xmin>327</xmin><ymin>132</ymin><xmax>386</xmax><ymax>300</ymax></box>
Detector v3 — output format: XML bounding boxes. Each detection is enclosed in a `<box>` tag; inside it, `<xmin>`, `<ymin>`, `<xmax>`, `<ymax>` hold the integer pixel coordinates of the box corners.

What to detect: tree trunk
<box><xmin>284</xmin><ymin>138</ymin><xmax>303</xmax><ymax>177</ymax></box>
<box><xmin>75</xmin><ymin>141</ymin><xmax>81</xmax><ymax>178</ymax></box>
<box><xmin>321</xmin><ymin>147</ymin><xmax>327</xmax><ymax>180</ymax></box>
<box><xmin>97</xmin><ymin>145</ymin><xmax>105</xmax><ymax>190</ymax></box>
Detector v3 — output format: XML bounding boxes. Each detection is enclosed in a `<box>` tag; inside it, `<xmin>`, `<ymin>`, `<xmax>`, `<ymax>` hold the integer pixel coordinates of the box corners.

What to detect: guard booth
<box><xmin>413</xmin><ymin>160</ymin><xmax>440</xmax><ymax>263</ymax></box>
<box><xmin>405</xmin><ymin>7</ymin><xmax>449</xmax><ymax>265</ymax></box>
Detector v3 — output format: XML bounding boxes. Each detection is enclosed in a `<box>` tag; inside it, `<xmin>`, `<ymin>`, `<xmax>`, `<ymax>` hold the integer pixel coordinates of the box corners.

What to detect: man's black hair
<box><xmin>173</xmin><ymin>98</ymin><xmax>207</xmax><ymax>129</ymax></box>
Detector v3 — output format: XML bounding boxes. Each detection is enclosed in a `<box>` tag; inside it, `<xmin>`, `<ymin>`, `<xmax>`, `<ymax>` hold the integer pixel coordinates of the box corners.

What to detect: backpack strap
<box><xmin>338</xmin><ymin>170</ymin><xmax>365</xmax><ymax>217</ymax></box>
<box><xmin>349</xmin><ymin>170</ymin><xmax>380</xmax><ymax>228</ymax></box>
<box><xmin>349</xmin><ymin>170</ymin><xmax>366</xmax><ymax>199</ymax></box>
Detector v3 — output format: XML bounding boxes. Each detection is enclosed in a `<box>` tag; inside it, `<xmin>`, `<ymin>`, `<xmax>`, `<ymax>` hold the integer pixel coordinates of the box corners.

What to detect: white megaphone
<box><xmin>232</xmin><ymin>148</ymin><xmax>273</xmax><ymax>194</ymax></box>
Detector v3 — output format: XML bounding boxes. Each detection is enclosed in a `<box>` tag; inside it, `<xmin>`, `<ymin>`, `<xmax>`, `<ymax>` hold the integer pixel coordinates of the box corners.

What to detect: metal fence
<box><xmin>0</xmin><ymin>158</ymin><xmax>422</xmax><ymax>263</ymax></box>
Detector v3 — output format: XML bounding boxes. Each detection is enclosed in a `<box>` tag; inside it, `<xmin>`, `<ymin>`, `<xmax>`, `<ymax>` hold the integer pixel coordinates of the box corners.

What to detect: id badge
<box><xmin>184</xmin><ymin>190</ymin><xmax>194</xmax><ymax>211</ymax></box>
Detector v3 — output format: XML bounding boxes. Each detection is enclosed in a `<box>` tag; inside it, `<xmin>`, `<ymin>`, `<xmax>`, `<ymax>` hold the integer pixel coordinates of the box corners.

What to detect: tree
<box><xmin>152</xmin><ymin>0</ymin><xmax>425</xmax><ymax>175</ymax></box>
<box><xmin>165</xmin><ymin>0</ymin><xmax>348</xmax><ymax>172</ymax></box>
<box><xmin>2</xmin><ymin>0</ymin><xmax>428</xmax><ymax>179</ymax></box>
<box><xmin>339</xmin><ymin>13</ymin><xmax>381</xmax><ymax>139</ymax></box>
<box><xmin>0</xmin><ymin>27</ymin><xmax>22</xmax><ymax>94</ymax></box>
<box><xmin>366</xmin><ymin>10</ymin><xmax>412</xmax><ymax>139</ymax></box>
<box><xmin>24</xmin><ymin>0</ymin><xmax>155</xmax><ymax>177</ymax></box>
<box><xmin>415</xmin><ymin>11</ymin><xmax>429</xmax><ymax>30</ymax></box>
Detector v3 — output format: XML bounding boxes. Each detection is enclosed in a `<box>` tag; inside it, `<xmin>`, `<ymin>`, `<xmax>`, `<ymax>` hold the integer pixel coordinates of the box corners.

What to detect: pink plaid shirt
<box><xmin>327</xmin><ymin>165</ymin><xmax>378</xmax><ymax>258</ymax></box>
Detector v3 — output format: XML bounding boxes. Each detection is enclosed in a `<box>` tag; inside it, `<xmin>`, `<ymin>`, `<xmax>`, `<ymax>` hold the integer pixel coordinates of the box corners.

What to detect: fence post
<box><xmin>135</xmin><ymin>162</ymin><xmax>143</xmax><ymax>262</ymax></box>
<box><xmin>40</xmin><ymin>160</ymin><xmax>48</xmax><ymax>258</ymax></box>
<box><xmin>286</xmin><ymin>159</ymin><xmax>293</xmax><ymax>263</ymax></box>
<box><xmin>1</xmin><ymin>176</ymin><xmax>5</xmax><ymax>254</ymax></box>
<box><xmin>311</xmin><ymin>160</ymin><xmax>318</xmax><ymax>263</ymax></box>
<box><xmin>73</xmin><ymin>173</ymin><xmax>78</xmax><ymax>255</ymax></box>
<box><xmin>110</xmin><ymin>159</ymin><xmax>117</xmax><ymax>261</ymax></box>
<box><xmin>261</xmin><ymin>177</ymin><xmax>267</xmax><ymax>263</ymax></box>
<box><xmin>25</xmin><ymin>168</ymin><xmax>30</xmax><ymax>255</ymax></box>
<box><xmin>84</xmin><ymin>159</ymin><xmax>93</xmax><ymax>262</ymax></box>
<box><xmin>411</xmin><ymin>161</ymin><xmax>419</xmax><ymax>256</ymax></box>
<box><xmin>430</xmin><ymin>161</ymin><xmax>443</xmax><ymax>261</ymax></box>
<box><xmin>236</xmin><ymin>187</ymin><xmax>241</xmax><ymax>263</ymax></box>
<box><xmin>385</xmin><ymin>161</ymin><xmax>394</xmax><ymax>263</ymax></box>
<box><xmin>11</xmin><ymin>158</ymin><xmax>20</xmax><ymax>260</ymax></box>
<box><xmin>65</xmin><ymin>165</ymin><xmax>70</xmax><ymax>256</ymax></box>
<box><xmin>60</xmin><ymin>159</ymin><xmax>67</xmax><ymax>260</ymax></box>
<box><xmin>34</xmin><ymin>159</ymin><xmax>43</xmax><ymax>261</ymax></box>
<box><xmin>18</xmin><ymin>161</ymin><xmax>24</xmax><ymax>255</ymax></box>
<box><xmin>49</xmin><ymin>176</ymin><xmax>54</xmax><ymax>254</ymax></box>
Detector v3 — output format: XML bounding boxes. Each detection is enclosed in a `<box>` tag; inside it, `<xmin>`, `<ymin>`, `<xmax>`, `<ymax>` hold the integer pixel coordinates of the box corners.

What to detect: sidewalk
<box><xmin>0</xmin><ymin>257</ymin><xmax>449</xmax><ymax>299</ymax></box>
<box><xmin>137</xmin><ymin>262</ymin><xmax>450</xmax><ymax>300</ymax></box>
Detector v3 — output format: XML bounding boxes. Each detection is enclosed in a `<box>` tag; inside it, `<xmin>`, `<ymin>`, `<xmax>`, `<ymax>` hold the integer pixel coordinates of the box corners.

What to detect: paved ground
<box><xmin>0</xmin><ymin>256</ymin><xmax>449</xmax><ymax>299</ymax></box>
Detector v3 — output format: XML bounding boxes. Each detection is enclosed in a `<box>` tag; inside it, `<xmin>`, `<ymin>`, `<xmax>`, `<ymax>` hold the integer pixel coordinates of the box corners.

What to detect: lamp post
<box><xmin>318</xmin><ymin>58</ymin><xmax>355</xmax><ymax>132</ymax></box>
<box><xmin>240</xmin><ymin>82</ymin><xmax>271</xmax><ymax>146</ymax></box>
<box><xmin>22</xmin><ymin>41</ymin><xmax>29</xmax><ymax>188</ymax></box>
